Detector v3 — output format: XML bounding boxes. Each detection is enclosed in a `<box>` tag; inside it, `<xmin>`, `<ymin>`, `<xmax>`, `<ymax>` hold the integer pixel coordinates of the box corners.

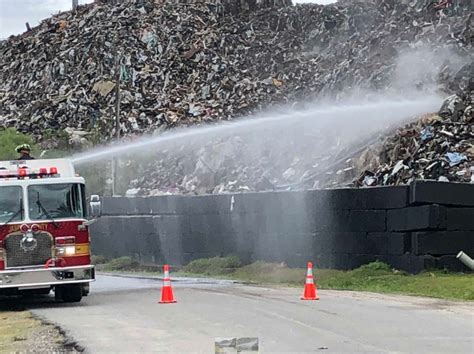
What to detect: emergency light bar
<box><xmin>0</xmin><ymin>166</ymin><xmax>60</xmax><ymax>180</ymax></box>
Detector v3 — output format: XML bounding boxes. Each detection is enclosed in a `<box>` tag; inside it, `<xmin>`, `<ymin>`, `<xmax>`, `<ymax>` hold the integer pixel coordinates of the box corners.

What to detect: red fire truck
<box><xmin>0</xmin><ymin>159</ymin><xmax>98</xmax><ymax>302</ymax></box>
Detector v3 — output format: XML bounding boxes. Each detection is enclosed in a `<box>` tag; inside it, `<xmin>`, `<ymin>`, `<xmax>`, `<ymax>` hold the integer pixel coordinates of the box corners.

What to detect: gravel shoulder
<box><xmin>0</xmin><ymin>310</ymin><xmax>66</xmax><ymax>353</ymax></box>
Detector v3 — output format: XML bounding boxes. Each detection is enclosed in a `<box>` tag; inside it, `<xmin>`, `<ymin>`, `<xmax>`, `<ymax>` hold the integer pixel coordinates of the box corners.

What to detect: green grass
<box><xmin>97</xmin><ymin>256</ymin><xmax>474</xmax><ymax>301</ymax></box>
<box><xmin>316</xmin><ymin>265</ymin><xmax>474</xmax><ymax>300</ymax></box>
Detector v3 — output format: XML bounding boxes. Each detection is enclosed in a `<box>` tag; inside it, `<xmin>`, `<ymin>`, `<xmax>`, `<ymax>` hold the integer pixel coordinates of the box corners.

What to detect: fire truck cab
<box><xmin>0</xmin><ymin>158</ymin><xmax>97</xmax><ymax>303</ymax></box>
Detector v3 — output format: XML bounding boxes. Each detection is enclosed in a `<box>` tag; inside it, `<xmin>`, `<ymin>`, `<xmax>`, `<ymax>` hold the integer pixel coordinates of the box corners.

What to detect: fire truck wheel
<box><xmin>57</xmin><ymin>284</ymin><xmax>83</xmax><ymax>303</ymax></box>
<box><xmin>82</xmin><ymin>284</ymin><xmax>90</xmax><ymax>296</ymax></box>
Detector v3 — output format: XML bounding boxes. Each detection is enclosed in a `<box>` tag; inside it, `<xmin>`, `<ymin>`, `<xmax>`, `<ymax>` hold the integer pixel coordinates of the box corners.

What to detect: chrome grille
<box><xmin>5</xmin><ymin>232</ymin><xmax>53</xmax><ymax>268</ymax></box>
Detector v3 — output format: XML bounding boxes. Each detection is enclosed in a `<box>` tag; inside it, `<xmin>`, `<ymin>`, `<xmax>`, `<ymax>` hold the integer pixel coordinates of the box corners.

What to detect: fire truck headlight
<box><xmin>64</xmin><ymin>246</ymin><xmax>76</xmax><ymax>256</ymax></box>
<box><xmin>57</xmin><ymin>246</ymin><xmax>76</xmax><ymax>256</ymax></box>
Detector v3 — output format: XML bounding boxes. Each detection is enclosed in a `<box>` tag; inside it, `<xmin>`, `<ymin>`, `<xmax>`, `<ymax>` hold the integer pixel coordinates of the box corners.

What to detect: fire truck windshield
<box><xmin>28</xmin><ymin>183</ymin><xmax>86</xmax><ymax>220</ymax></box>
<box><xmin>0</xmin><ymin>186</ymin><xmax>23</xmax><ymax>224</ymax></box>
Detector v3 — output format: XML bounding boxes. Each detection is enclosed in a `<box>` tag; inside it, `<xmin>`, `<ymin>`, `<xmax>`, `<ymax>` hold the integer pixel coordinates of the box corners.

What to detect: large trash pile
<box><xmin>0</xmin><ymin>0</ymin><xmax>472</xmax><ymax>195</ymax></box>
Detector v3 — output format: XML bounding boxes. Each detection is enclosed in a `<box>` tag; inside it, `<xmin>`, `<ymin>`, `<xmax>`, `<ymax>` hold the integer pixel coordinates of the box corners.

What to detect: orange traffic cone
<box><xmin>159</xmin><ymin>264</ymin><xmax>177</xmax><ymax>304</ymax></box>
<box><xmin>301</xmin><ymin>262</ymin><xmax>319</xmax><ymax>300</ymax></box>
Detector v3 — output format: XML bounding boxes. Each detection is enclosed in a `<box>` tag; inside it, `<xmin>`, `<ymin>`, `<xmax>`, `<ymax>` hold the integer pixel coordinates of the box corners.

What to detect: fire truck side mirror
<box><xmin>89</xmin><ymin>195</ymin><xmax>102</xmax><ymax>218</ymax></box>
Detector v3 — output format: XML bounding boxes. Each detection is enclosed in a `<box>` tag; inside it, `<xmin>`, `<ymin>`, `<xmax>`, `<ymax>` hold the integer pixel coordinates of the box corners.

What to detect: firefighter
<box><xmin>16</xmin><ymin>144</ymin><xmax>35</xmax><ymax>160</ymax></box>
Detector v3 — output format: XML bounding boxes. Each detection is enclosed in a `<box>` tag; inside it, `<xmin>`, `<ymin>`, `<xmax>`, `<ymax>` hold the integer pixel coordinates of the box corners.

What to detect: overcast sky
<box><xmin>0</xmin><ymin>0</ymin><xmax>336</xmax><ymax>39</ymax></box>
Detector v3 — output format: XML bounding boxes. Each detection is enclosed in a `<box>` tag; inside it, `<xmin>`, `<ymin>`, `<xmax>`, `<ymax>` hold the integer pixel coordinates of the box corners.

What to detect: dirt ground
<box><xmin>0</xmin><ymin>310</ymin><xmax>79</xmax><ymax>353</ymax></box>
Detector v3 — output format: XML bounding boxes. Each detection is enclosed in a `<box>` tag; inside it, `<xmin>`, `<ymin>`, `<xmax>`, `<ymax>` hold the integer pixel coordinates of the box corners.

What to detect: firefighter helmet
<box><xmin>15</xmin><ymin>144</ymin><xmax>32</xmax><ymax>153</ymax></box>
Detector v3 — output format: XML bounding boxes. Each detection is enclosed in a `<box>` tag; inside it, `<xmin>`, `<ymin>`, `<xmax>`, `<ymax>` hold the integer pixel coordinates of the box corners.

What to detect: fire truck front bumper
<box><xmin>0</xmin><ymin>265</ymin><xmax>95</xmax><ymax>289</ymax></box>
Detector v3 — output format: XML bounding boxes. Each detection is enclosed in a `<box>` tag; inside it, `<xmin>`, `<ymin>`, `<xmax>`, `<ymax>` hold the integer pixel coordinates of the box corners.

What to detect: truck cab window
<box><xmin>0</xmin><ymin>186</ymin><xmax>23</xmax><ymax>224</ymax></box>
<box><xmin>28</xmin><ymin>184</ymin><xmax>85</xmax><ymax>220</ymax></box>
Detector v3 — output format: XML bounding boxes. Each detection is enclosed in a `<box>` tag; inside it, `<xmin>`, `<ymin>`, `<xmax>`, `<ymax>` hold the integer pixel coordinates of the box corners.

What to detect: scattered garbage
<box><xmin>445</xmin><ymin>152</ymin><xmax>468</xmax><ymax>167</ymax></box>
<box><xmin>420</xmin><ymin>126</ymin><xmax>434</xmax><ymax>142</ymax></box>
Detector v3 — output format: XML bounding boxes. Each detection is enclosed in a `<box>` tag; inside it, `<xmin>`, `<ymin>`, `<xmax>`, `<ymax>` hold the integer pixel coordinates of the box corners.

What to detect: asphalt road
<box><xmin>26</xmin><ymin>274</ymin><xmax>473</xmax><ymax>353</ymax></box>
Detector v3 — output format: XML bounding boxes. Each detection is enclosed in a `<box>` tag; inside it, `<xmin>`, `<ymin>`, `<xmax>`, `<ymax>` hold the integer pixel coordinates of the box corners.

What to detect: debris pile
<box><xmin>1</xmin><ymin>1</ymin><xmax>471</xmax><ymax>139</ymax></box>
<box><xmin>0</xmin><ymin>0</ymin><xmax>472</xmax><ymax>194</ymax></box>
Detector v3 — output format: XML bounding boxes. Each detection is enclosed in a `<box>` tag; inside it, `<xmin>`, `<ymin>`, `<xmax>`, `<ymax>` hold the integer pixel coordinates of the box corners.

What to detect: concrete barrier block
<box><xmin>101</xmin><ymin>197</ymin><xmax>184</xmax><ymax>216</ymax></box>
<box><xmin>410</xmin><ymin>181</ymin><xmax>474</xmax><ymax>206</ymax></box>
<box><xmin>234</xmin><ymin>190</ymin><xmax>319</xmax><ymax>215</ymax></box>
<box><xmin>265</xmin><ymin>191</ymin><xmax>310</xmax><ymax>215</ymax></box>
<box><xmin>313</xmin><ymin>188</ymin><xmax>367</xmax><ymax>210</ymax></box>
<box><xmin>387</xmin><ymin>205</ymin><xmax>446</xmax><ymax>231</ymax></box>
<box><xmin>151</xmin><ymin>216</ymin><xmax>185</xmax><ymax>256</ymax></box>
<box><xmin>363</xmin><ymin>185</ymin><xmax>410</xmax><ymax>209</ymax></box>
<box><xmin>101</xmin><ymin>197</ymin><xmax>131</xmax><ymax>216</ymax></box>
<box><xmin>181</xmin><ymin>231</ymin><xmax>207</xmax><ymax>253</ymax></box>
<box><xmin>129</xmin><ymin>198</ymin><xmax>153</xmax><ymax>215</ymax></box>
<box><xmin>135</xmin><ymin>232</ymin><xmax>166</xmax><ymax>263</ymax></box>
<box><xmin>229</xmin><ymin>212</ymin><xmax>249</xmax><ymax>231</ymax></box>
<box><xmin>367</xmin><ymin>232</ymin><xmax>410</xmax><ymax>255</ymax></box>
<box><xmin>147</xmin><ymin>195</ymin><xmax>184</xmax><ymax>215</ymax></box>
<box><xmin>259</xmin><ymin>212</ymin><xmax>314</xmax><ymax>235</ymax></box>
<box><xmin>307</xmin><ymin>186</ymin><xmax>408</xmax><ymax>210</ymax></box>
<box><xmin>446</xmin><ymin>208</ymin><xmax>474</xmax><ymax>230</ymax></box>
<box><xmin>234</xmin><ymin>229</ymin><xmax>258</xmax><ymax>250</ymax></box>
<box><xmin>312</xmin><ymin>210</ymin><xmax>384</xmax><ymax>232</ymax></box>
<box><xmin>90</xmin><ymin>218</ymin><xmax>115</xmax><ymax>257</ymax></box>
<box><xmin>349</xmin><ymin>210</ymin><xmax>386</xmax><ymax>232</ymax></box>
<box><xmin>206</xmin><ymin>233</ymin><xmax>236</xmax><ymax>255</ymax></box>
<box><xmin>187</xmin><ymin>214</ymin><xmax>212</xmax><ymax>236</ymax></box>
<box><xmin>313</xmin><ymin>210</ymin><xmax>350</xmax><ymax>231</ymax></box>
<box><xmin>278</xmin><ymin>233</ymin><xmax>314</xmax><ymax>255</ymax></box>
<box><xmin>151</xmin><ymin>215</ymin><xmax>185</xmax><ymax>238</ymax></box>
<box><xmin>313</xmin><ymin>232</ymin><xmax>368</xmax><ymax>254</ymax></box>
<box><xmin>182</xmin><ymin>195</ymin><xmax>221</xmax><ymax>215</ymax></box>
<box><xmin>232</xmin><ymin>192</ymin><xmax>278</xmax><ymax>214</ymax></box>
<box><xmin>253</xmin><ymin>233</ymin><xmax>280</xmax><ymax>261</ymax></box>
<box><xmin>215</xmin><ymin>194</ymin><xmax>237</xmax><ymax>214</ymax></box>
<box><xmin>412</xmin><ymin>231</ymin><xmax>474</xmax><ymax>255</ymax></box>
<box><xmin>187</xmin><ymin>214</ymin><xmax>234</xmax><ymax>241</ymax></box>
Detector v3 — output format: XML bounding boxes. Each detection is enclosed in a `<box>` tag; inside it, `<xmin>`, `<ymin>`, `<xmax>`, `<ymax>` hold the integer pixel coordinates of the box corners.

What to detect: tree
<box><xmin>0</xmin><ymin>128</ymin><xmax>37</xmax><ymax>160</ymax></box>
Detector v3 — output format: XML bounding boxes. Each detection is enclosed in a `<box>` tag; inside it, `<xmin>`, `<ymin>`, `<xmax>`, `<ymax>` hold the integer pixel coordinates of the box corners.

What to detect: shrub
<box><xmin>183</xmin><ymin>256</ymin><xmax>241</xmax><ymax>275</ymax></box>
<box><xmin>352</xmin><ymin>261</ymin><xmax>393</xmax><ymax>275</ymax></box>
<box><xmin>103</xmin><ymin>256</ymin><xmax>139</xmax><ymax>271</ymax></box>
<box><xmin>91</xmin><ymin>255</ymin><xmax>110</xmax><ymax>265</ymax></box>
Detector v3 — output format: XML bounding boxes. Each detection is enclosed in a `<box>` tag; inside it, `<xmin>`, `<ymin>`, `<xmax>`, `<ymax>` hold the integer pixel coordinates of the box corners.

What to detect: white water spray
<box><xmin>72</xmin><ymin>93</ymin><xmax>442</xmax><ymax>166</ymax></box>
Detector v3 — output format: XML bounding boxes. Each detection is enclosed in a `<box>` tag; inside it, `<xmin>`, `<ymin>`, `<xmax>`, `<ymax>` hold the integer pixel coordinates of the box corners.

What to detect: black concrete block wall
<box><xmin>387</xmin><ymin>205</ymin><xmax>447</xmax><ymax>231</ymax></box>
<box><xmin>90</xmin><ymin>181</ymin><xmax>474</xmax><ymax>273</ymax></box>
<box><xmin>410</xmin><ymin>181</ymin><xmax>474</xmax><ymax>206</ymax></box>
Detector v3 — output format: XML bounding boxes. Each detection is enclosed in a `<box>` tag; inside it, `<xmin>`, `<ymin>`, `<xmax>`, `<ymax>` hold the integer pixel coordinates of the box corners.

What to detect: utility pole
<box><xmin>72</xmin><ymin>0</ymin><xmax>79</xmax><ymax>10</ymax></box>
<box><xmin>115</xmin><ymin>52</ymin><xmax>121</xmax><ymax>141</ymax></box>
<box><xmin>111</xmin><ymin>49</ymin><xmax>122</xmax><ymax>196</ymax></box>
